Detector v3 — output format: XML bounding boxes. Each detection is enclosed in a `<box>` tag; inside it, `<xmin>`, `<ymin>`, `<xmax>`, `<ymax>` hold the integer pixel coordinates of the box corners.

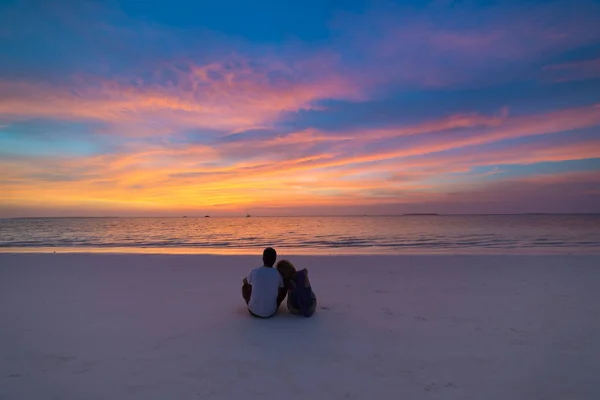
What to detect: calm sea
<box><xmin>0</xmin><ymin>215</ymin><xmax>599</xmax><ymax>255</ymax></box>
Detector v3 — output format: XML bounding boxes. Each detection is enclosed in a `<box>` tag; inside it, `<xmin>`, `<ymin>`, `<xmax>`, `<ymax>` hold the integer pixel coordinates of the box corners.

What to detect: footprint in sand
<box><xmin>74</xmin><ymin>368</ymin><xmax>89</xmax><ymax>374</ymax></box>
<box><xmin>425</xmin><ymin>382</ymin><xmax>457</xmax><ymax>392</ymax></box>
<box><xmin>424</xmin><ymin>383</ymin><xmax>437</xmax><ymax>392</ymax></box>
<box><xmin>509</xmin><ymin>339</ymin><xmax>530</xmax><ymax>346</ymax></box>
<box><xmin>127</xmin><ymin>385</ymin><xmax>145</xmax><ymax>394</ymax></box>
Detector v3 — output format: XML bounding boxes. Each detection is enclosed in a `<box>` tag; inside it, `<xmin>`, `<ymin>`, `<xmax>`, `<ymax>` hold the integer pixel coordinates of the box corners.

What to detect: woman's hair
<box><xmin>276</xmin><ymin>259</ymin><xmax>296</xmax><ymax>281</ymax></box>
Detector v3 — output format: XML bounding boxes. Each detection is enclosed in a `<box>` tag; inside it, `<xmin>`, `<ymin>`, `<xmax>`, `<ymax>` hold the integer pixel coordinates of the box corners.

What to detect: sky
<box><xmin>1</xmin><ymin>0</ymin><xmax>600</xmax><ymax>217</ymax></box>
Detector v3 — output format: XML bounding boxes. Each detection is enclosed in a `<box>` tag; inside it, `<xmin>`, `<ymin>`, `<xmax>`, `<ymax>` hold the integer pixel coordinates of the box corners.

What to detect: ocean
<box><xmin>1</xmin><ymin>215</ymin><xmax>599</xmax><ymax>254</ymax></box>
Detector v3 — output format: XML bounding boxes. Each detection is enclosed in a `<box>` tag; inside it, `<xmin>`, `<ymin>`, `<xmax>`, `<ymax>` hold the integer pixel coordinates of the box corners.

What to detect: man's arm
<box><xmin>243</xmin><ymin>270</ymin><xmax>253</xmax><ymax>286</ymax></box>
<box><xmin>276</xmin><ymin>274</ymin><xmax>287</xmax><ymax>307</ymax></box>
<box><xmin>277</xmin><ymin>286</ymin><xmax>287</xmax><ymax>307</ymax></box>
<box><xmin>242</xmin><ymin>274</ymin><xmax>252</xmax><ymax>305</ymax></box>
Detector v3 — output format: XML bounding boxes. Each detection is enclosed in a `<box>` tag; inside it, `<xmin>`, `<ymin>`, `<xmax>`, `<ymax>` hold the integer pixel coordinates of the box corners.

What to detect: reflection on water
<box><xmin>1</xmin><ymin>215</ymin><xmax>599</xmax><ymax>254</ymax></box>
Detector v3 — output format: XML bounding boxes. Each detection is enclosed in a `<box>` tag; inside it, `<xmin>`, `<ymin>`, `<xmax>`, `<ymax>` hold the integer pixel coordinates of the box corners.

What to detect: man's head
<box><xmin>262</xmin><ymin>247</ymin><xmax>277</xmax><ymax>267</ymax></box>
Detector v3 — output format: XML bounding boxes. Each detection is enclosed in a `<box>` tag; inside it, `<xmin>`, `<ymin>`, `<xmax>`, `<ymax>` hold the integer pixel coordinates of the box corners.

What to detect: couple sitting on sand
<box><xmin>242</xmin><ymin>247</ymin><xmax>317</xmax><ymax>318</ymax></box>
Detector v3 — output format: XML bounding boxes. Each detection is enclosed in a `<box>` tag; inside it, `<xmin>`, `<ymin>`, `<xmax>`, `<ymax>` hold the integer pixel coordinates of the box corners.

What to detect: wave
<box><xmin>2</xmin><ymin>239</ymin><xmax>599</xmax><ymax>249</ymax></box>
<box><xmin>1</xmin><ymin>215</ymin><xmax>599</xmax><ymax>252</ymax></box>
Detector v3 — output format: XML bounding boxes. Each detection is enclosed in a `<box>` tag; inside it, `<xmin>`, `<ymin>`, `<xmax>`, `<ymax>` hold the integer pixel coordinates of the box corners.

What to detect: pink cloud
<box><xmin>274</xmin><ymin>103</ymin><xmax>600</xmax><ymax>171</ymax></box>
<box><xmin>0</xmin><ymin>54</ymin><xmax>360</xmax><ymax>134</ymax></box>
<box><xmin>332</xmin><ymin>0</ymin><xmax>600</xmax><ymax>88</ymax></box>
<box><xmin>93</xmin><ymin>102</ymin><xmax>598</xmax><ymax>186</ymax></box>
<box><xmin>543</xmin><ymin>58</ymin><xmax>600</xmax><ymax>82</ymax></box>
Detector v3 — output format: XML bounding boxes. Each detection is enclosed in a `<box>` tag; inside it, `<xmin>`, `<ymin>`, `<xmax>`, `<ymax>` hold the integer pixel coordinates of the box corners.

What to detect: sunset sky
<box><xmin>1</xmin><ymin>0</ymin><xmax>600</xmax><ymax>216</ymax></box>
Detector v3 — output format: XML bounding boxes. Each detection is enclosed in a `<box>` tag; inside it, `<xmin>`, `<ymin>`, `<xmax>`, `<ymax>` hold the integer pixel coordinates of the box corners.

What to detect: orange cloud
<box><xmin>2</xmin><ymin>131</ymin><xmax>598</xmax><ymax>215</ymax></box>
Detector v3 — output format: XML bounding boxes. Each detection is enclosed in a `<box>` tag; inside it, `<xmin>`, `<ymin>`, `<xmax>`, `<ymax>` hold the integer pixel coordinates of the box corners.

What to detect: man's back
<box><xmin>246</xmin><ymin>266</ymin><xmax>283</xmax><ymax>317</ymax></box>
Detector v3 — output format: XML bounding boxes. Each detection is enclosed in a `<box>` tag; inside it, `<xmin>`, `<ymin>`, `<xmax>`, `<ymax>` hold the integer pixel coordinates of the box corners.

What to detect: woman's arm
<box><xmin>302</xmin><ymin>269</ymin><xmax>311</xmax><ymax>287</ymax></box>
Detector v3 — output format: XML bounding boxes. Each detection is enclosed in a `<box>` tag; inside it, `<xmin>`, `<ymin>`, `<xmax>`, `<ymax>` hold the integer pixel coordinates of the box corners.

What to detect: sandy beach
<box><xmin>1</xmin><ymin>253</ymin><xmax>599</xmax><ymax>400</ymax></box>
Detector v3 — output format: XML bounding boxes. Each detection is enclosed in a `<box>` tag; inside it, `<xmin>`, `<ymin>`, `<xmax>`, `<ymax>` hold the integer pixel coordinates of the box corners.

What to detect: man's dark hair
<box><xmin>262</xmin><ymin>247</ymin><xmax>277</xmax><ymax>267</ymax></box>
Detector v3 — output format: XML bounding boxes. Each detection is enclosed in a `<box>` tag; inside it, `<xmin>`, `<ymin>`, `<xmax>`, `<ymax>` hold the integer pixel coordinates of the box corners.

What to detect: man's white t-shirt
<box><xmin>246</xmin><ymin>266</ymin><xmax>284</xmax><ymax>317</ymax></box>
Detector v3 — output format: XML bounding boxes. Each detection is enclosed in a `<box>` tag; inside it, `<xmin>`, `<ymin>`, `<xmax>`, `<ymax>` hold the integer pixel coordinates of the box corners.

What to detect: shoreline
<box><xmin>1</xmin><ymin>246</ymin><xmax>600</xmax><ymax>256</ymax></box>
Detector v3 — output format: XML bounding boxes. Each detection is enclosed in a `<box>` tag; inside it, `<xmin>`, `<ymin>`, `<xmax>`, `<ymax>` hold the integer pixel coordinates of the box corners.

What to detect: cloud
<box><xmin>0</xmin><ymin>54</ymin><xmax>360</xmax><ymax>135</ymax></box>
<box><xmin>232</xmin><ymin>103</ymin><xmax>600</xmax><ymax>175</ymax></box>
<box><xmin>2</xmin><ymin>108</ymin><xmax>599</xmax><ymax>216</ymax></box>
<box><xmin>330</xmin><ymin>0</ymin><xmax>600</xmax><ymax>89</ymax></box>
<box><xmin>432</xmin><ymin>170</ymin><xmax>600</xmax><ymax>214</ymax></box>
<box><xmin>2</xmin><ymin>0</ymin><xmax>600</xmax><ymax>216</ymax></box>
<box><xmin>543</xmin><ymin>58</ymin><xmax>600</xmax><ymax>82</ymax></box>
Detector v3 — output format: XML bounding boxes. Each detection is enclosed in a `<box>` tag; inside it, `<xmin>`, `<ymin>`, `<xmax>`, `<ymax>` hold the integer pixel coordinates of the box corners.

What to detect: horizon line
<box><xmin>3</xmin><ymin>213</ymin><xmax>600</xmax><ymax>219</ymax></box>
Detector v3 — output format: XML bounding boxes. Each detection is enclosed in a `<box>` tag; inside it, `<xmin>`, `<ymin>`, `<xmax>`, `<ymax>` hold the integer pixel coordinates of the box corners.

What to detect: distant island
<box><xmin>403</xmin><ymin>213</ymin><xmax>440</xmax><ymax>216</ymax></box>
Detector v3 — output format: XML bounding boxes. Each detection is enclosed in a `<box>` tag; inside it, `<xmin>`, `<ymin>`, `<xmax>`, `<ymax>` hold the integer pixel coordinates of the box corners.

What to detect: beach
<box><xmin>1</xmin><ymin>253</ymin><xmax>599</xmax><ymax>400</ymax></box>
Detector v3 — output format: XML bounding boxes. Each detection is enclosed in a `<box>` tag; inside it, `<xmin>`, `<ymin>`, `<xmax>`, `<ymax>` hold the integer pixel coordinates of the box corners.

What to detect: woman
<box><xmin>276</xmin><ymin>260</ymin><xmax>317</xmax><ymax>317</ymax></box>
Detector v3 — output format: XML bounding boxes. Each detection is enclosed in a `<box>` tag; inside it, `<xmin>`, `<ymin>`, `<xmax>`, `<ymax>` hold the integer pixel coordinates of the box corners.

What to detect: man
<box><xmin>242</xmin><ymin>247</ymin><xmax>287</xmax><ymax>318</ymax></box>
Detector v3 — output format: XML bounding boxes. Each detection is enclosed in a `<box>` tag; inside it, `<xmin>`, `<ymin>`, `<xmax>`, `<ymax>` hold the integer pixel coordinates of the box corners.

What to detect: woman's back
<box><xmin>287</xmin><ymin>269</ymin><xmax>317</xmax><ymax>317</ymax></box>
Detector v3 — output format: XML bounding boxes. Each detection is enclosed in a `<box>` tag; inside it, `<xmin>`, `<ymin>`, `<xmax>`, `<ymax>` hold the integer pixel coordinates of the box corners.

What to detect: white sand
<box><xmin>1</xmin><ymin>254</ymin><xmax>599</xmax><ymax>400</ymax></box>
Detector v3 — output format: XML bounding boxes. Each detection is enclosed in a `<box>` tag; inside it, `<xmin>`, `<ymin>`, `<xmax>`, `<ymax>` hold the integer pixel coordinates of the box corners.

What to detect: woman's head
<box><xmin>276</xmin><ymin>259</ymin><xmax>296</xmax><ymax>281</ymax></box>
